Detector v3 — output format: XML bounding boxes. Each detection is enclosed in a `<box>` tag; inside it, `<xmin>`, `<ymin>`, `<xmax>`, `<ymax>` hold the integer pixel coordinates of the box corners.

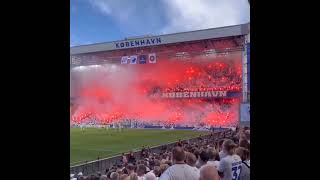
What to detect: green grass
<box><xmin>70</xmin><ymin>128</ymin><xmax>207</xmax><ymax>166</ymax></box>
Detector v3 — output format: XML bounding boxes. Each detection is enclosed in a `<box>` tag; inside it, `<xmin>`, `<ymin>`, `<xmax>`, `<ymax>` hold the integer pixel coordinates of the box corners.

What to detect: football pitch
<box><xmin>70</xmin><ymin>128</ymin><xmax>208</xmax><ymax>166</ymax></box>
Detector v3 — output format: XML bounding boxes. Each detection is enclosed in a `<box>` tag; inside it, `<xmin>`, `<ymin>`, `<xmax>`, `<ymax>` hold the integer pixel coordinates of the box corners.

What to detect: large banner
<box><xmin>160</xmin><ymin>91</ymin><xmax>233</xmax><ymax>99</ymax></box>
<box><xmin>240</xmin><ymin>103</ymin><xmax>250</xmax><ymax>121</ymax></box>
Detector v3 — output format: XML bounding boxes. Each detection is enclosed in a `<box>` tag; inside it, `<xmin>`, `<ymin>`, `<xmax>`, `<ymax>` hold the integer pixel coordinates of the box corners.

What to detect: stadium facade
<box><xmin>70</xmin><ymin>23</ymin><xmax>250</xmax><ymax>127</ymax></box>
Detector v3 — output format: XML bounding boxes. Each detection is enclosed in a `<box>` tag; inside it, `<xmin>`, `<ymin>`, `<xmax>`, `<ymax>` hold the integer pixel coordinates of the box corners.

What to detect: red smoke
<box><xmin>71</xmin><ymin>41</ymin><xmax>243</xmax><ymax>127</ymax></box>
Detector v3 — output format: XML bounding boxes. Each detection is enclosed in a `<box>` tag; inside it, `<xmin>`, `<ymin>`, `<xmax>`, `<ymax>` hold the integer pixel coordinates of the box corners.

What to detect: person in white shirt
<box><xmin>110</xmin><ymin>172</ymin><xmax>119</xmax><ymax>180</ymax></box>
<box><xmin>200</xmin><ymin>164</ymin><xmax>220</xmax><ymax>180</ymax></box>
<box><xmin>137</xmin><ymin>164</ymin><xmax>147</xmax><ymax>180</ymax></box>
<box><xmin>80</xmin><ymin>123</ymin><xmax>85</xmax><ymax>132</ymax></box>
<box><xmin>207</xmin><ymin>148</ymin><xmax>220</xmax><ymax>169</ymax></box>
<box><xmin>145</xmin><ymin>171</ymin><xmax>157</xmax><ymax>180</ymax></box>
<box><xmin>185</xmin><ymin>152</ymin><xmax>200</xmax><ymax>179</ymax></box>
<box><xmin>218</xmin><ymin>139</ymin><xmax>227</xmax><ymax>160</ymax></box>
<box><xmin>159</xmin><ymin>146</ymin><xmax>199</xmax><ymax>180</ymax></box>
<box><xmin>218</xmin><ymin>139</ymin><xmax>242</xmax><ymax>180</ymax></box>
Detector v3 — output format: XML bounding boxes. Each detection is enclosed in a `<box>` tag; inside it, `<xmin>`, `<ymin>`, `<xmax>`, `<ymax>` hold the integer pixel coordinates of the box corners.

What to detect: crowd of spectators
<box><xmin>71</xmin><ymin>127</ymin><xmax>250</xmax><ymax>180</ymax></box>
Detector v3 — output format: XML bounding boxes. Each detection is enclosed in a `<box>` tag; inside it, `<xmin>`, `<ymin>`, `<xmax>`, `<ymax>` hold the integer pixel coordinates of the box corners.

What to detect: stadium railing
<box><xmin>70</xmin><ymin>131</ymin><xmax>225</xmax><ymax>175</ymax></box>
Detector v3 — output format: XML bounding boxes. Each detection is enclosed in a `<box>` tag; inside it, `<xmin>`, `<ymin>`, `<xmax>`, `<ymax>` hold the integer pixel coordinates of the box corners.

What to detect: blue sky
<box><xmin>70</xmin><ymin>0</ymin><xmax>250</xmax><ymax>47</ymax></box>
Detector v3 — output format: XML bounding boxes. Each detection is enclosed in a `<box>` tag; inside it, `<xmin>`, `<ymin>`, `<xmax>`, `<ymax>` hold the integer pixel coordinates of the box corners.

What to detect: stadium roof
<box><xmin>71</xmin><ymin>23</ymin><xmax>249</xmax><ymax>55</ymax></box>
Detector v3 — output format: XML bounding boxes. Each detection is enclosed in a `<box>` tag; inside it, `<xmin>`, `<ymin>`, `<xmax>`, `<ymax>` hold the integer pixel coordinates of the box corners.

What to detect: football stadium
<box><xmin>70</xmin><ymin>23</ymin><xmax>250</xmax><ymax>179</ymax></box>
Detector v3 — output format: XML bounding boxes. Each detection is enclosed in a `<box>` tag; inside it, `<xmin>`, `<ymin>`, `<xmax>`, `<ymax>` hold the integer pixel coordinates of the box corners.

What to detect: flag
<box><xmin>139</xmin><ymin>55</ymin><xmax>147</xmax><ymax>64</ymax></box>
<box><xmin>121</xmin><ymin>56</ymin><xmax>129</xmax><ymax>64</ymax></box>
<box><xmin>130</xmin><ymin>55</ymin><xmax>137</xmax><ymax>64</ymax></box>
<box><xmin>149</xmin><ymin>53</ymin><xmax>156</xmax><ymax>63</ymax></box>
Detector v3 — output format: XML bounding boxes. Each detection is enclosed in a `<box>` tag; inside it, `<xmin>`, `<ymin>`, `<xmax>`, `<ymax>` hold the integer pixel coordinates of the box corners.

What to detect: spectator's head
<box><xmin>235</xmin><ymin>147</ymin><xmax>249</xmax><ymax>161</ymax></box>
<box><xmin>160</xmin><ymin>164</ymin><xmax>169</xmax><ymax>174</ymax></box>
<box><xmin>153</xmin><ymin>159</ymin><xmax>160</xmax><ymax>166</ymax></box>
<box><xmin>245</xmin><ymin>131</ymin><xmax>250</xmax><ymax>142</ymax></box>
<box><xmin>145</xmin><ymin>172</ymin><xmax>156</xmax><ymax>180</ymax></box>
<box><xmin>117</xmin><ymin>168</ymin><xmax>123</xmax><ymax>175</ymax></box>
<box><xmin>153</xmin><ymin>166</ymin><xmax>161</xmax><ymax>177</ymax></box>
<box><xmin>222</xmin><ymin>139</ymin><xmax>237</xmax><ymax>155</ymax></box>
<box><xmin>218</xmin><ymin>139</ymin><xmax>224</xmax><ymax>151</ymax></box>
<box><xmin>89</xmin><ymin>174</ymin><xmax>100</xmax><ymax>180</ymax></box>
<box><xmin>136</xmin><ymin>164</ymin><xmax>146</xmax><ymax>177</ymax></box>
<box><xmin>122</xmin><ymin>167</ymin><xmax>128</xmax><ymax>175</ymax></box>
<box><xmin>164</xmin><ymin>160</ymin><xmax>172</xmax><ymax>166</ymax></box>
<box><xmin>110</xmin><ymin>172</ymin><xmax>119</xmax><ymax>180</ymax></box>
<box><xmin>172</xmin><ymin>146</ymin><xmax>185</xmax><ymax>163</ymax></box>
<box><xmin>239</xmin><ymin>131</ymin><xmax>245</xmax><ymax>139</ymax></box>
<box><xmin>199</xmin><ymin>150</ymin><xmax>209</xmax><ymax>163</ymax></box>
<box><xmin>126</xmin><ymin>163</ymin><xmax>135</xmax><ymax>174</ymax></box>
<box><xmin>194</xmin><ymin>149</ymin><xmax>201</xmax><ymax>159</ymax></box>
<box><xmin>200</xmin><ymin>165</ymin><xmax>220</xmax><ymax>180</ymax></box>
<box><xmin>207</xmin><ymin>148</ymin><xmax>219</xmax><ymax>161</ymax></box>
<box><xmin>239</xmin><ymin>139</ymin><xmax>250</xmax><ymax>150</ymax></box>
<box><xmin>154</xmin><ymin>154</ymin><xmax>160</xmax><ymax>160</ymax></box>
<box><xmin>78</xmin><ymin>176</ymin><xmax>87</xmax><ymax>180</ymax></box>
<box><xmin>137</xmin><ymin>160</ymin><xmax>144</xmax><ymax>165</ymax></box>
<box><xmin>100</xmin><ymin>175</ymin><xmax>108</xmax><ymax>180</ymax></box>
<box><xmin>185</xmin><ymin>152</ymin><xmax>197</xmax><ymax>167</ymax></box>
<box><xmin>129</xmin><ymin>173</ymin><xmax>138</xmax><ymax>180</ymax></box>
<box><xmin>120</xmin><ymin>174</ymin><xmax>128</xmax><ymax>180</ymax></box>
<box><xmin>143</xmin><ymin>160</ymin><xmax>149</xmax><ymax>168</ymax></box>
<box><xmin>107</xmin><ymin>170</ymin><xmax>114</xmax><ymax>179</ymax></box>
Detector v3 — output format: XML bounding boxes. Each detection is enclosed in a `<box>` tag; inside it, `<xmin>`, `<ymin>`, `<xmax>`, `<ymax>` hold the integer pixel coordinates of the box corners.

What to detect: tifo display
<box><xmin>71</xmin><ymin>38</ymin><xmax>243</xmax><ymax>128</ymax></box>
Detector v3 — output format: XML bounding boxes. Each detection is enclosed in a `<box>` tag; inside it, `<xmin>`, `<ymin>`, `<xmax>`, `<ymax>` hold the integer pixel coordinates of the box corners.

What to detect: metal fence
<box><xmin>70</xmin><ymin>133</ymin><xmax>217</xmax><ymax>175</ymax></box>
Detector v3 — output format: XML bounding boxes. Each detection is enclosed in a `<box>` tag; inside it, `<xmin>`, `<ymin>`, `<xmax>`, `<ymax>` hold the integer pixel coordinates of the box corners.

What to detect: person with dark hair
<box><xmin>122</xmin><ymin>167</ymin><xmax>129</xmax><ymax>175</ymax></box>
<box><xmin>153</xmin><ymin>159</ymin><xmax>160</xmax><ymax>167</ymax></box>
<box><xmin>239</xmin><ymin>139</ymin><xmax>250</xmax><ymax>150</ymax></box>
<box><xmin>107</xmin><ymin>170</ymin><xmax>115</xmax><ymax>179</ymax></box>
<box><xmin>89</xmin><ymin>174</ymin><xmax>100</xmax><ymax>180</ymax></box>
<box><xmin>159</xmin><ymin>146</ymin><xmax>199</xmax><ymax>180</ymax></box>
<box><xmin>193</xmin><ymin>149</ymin><xmax>201</xmax><ymax>166</ymax></box>
<box><xmin>218</xmin><ymin>139</ymin><xmax>242</xmax><ymax>180</ymax></box>
<box><xmin>128</xmin><ymin>151</ymin><xmax>136</xmax><ymax>164</ymax></box>
<box><xmin>126</xmin><ymin>163</ymin><xmax>135</xmax><ymax>175</ymax></box>
<box><xmin>235</xmin><ymin>147</ymin><xmax>250</xmax><ymax>180</ymax></box>
<box><xmin>196</xmin><ymin>151</ymin><xmax>210</xmax><ymax>169</ymax></box>
<box><xmin>176</xmin><ymin>139</ymin><xmax>182</xmax><ymax>147</ymax></box>
<box><xmin>137</xmin><ymin>164</ymin><xmax>147</xmax><ymax>180</ymax></box>
<box><xmin>218</xmin><ymin>139</ymin><xmax>227</xmax><ymax>159</ymax></box>
<box><xmin>141</xmin><ymin>146</ymin><xmax>147</xmax><ymax>158</ymax></box>
<box><xmin>78</xmin><ymin>176</ymin><xmax>87</xmax><ymax>180</ymax></box>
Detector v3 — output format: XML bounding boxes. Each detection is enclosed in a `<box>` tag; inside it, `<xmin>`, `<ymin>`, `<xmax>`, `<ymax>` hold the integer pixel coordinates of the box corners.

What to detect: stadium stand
<box><xmin>70</xmin><ymin>127</ymin><xmax>250</xmax><ymax>180</ymax></box>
